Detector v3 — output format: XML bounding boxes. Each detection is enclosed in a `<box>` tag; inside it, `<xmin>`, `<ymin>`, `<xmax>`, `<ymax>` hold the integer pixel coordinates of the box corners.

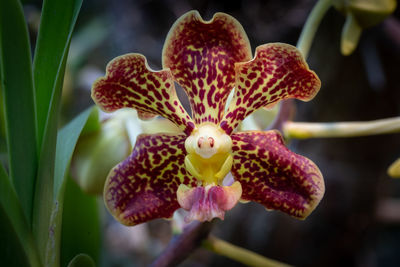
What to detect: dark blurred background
<box><xmin>23</xmin><ymin>0</ymin><xmax>400</xmax><ymax>266</ymax></box>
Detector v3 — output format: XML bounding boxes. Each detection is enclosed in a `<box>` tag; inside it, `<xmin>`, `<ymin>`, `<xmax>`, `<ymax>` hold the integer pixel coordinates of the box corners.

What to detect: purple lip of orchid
<box><xmin>91</xmin><ymin>10</ymin><xmax>325</xmax><ymax>226</ymax></box>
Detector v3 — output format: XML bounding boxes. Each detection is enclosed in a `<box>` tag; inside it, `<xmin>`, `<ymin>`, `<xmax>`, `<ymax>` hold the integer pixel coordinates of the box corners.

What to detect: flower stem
<box><xmin>283</xmin><ymin>116</ymin><xmax>400</xmax><ymax>139</ymax></box>
<box><xmin>203</xmin><ymin>235</ymin><xmax>291</xmax><ymax>267</ymax></box>
<box><xmin>297</xmin><ymin>0</ymin><xmax>332</xmax><ymax>59</ymax></box>
<box><xmin>151</xmin><ymin>221</ymin><xmax>213</xmax><ymax>267</ymax></box>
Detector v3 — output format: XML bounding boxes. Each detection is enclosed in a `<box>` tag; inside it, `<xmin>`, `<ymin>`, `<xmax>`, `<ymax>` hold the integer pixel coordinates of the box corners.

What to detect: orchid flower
<box><xmin>92</xmin><ymin>10</ymin><xmax>325</xmax><ymax>225</ymax></box>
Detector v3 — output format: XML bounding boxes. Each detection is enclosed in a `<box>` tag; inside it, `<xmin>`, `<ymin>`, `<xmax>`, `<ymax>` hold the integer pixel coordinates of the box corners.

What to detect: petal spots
<box><xmin>163</xmin><ymin>11</ymin><xmax>252</xmax><ymax>125</ymax></box>
<box><xmin>104</xmin><ymin>133</ymin><xmax>196</xmax><ymax>226</ymax></box>
<box><xmin>231</xmin><ymin>130</ymin><xmax>325</xmax><ymax>219</ymax></box>
<box><xmin>220</xmin><ymin>43</ymin><xmax>321</xmax><ymax>134</ymax></box>
<box><xmin>92</xmin><ymin>53</ymin><xmax>195</xmax><ymax>135</ymax></box>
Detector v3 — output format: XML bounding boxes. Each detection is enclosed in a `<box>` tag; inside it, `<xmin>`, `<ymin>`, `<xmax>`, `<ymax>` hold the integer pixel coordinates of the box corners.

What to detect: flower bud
<box><xmin>71</xmin><ymin>109</ymin><xmax>135</xmax><ymax>195</ymax></box>
<box><xmin>334</xmin><ymin>0</ymin><xmax>397</xmax><ymax>28</ymax></box>
<box><xmin>334</xmin><ymin>0</ymin><xmax>397</xmax><ymax>55</ymax></box>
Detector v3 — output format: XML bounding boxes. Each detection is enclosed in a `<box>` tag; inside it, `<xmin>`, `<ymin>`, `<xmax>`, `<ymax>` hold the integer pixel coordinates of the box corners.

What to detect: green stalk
<box><xmin>283</xmin><ymin>116</ymin><xmax>400</xmax><ymax>139</ymax></box>
<box><xmin>296</xmin><ymin>0</ymin><xmax>332</xmax><ymax>59</ymax></box>
<box><xmin>203</xmin><ymin>236</ymin><xmax>291</xmax><ymax>267</ymax></box>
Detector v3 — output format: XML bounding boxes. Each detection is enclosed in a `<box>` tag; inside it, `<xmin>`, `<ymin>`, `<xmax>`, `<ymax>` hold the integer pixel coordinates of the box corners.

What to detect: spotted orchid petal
<box><xmin>104</xmin><ymin>133</ymin><xmax>196</xmax><ymax>226</ymax></box>
<box><xmin>220</xmin><ymin>43</ymin><xmax>321</xmax><ymax>134</ymax></box>
<box><xmin>163</xmin><ymin>11</ymin><xmax>252</xmax><ymax>125</ymax></box>
<box><xmin>92</xmin><ymin>54</ymin><xmax>195</xmax><ymax>135</ymax></box>
<box><xmin>231</xmin><ymin>131</ymin><xmax>324</xmax><ymax>219</ymax></box>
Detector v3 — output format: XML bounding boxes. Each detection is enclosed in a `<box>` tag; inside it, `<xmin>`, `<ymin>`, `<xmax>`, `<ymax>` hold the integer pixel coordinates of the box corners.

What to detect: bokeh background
<box><xmin>22</xmin><ymin>0</ymin><xmax>400</xmax><ymax>266</ymax></box>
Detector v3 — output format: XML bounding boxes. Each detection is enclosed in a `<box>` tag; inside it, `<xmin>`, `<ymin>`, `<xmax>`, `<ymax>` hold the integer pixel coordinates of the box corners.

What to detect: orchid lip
<box><xmin>177</xmin><ymin>181</ymin><xmax>242</xmax><ymax>223</ymax></box>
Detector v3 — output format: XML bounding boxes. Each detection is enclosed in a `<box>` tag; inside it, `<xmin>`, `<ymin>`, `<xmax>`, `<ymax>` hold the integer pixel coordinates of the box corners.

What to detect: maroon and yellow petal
<box><xmin>104</xmin><ymin>133</ymin><xmax>196</xmax><ymax>226</ymax></box>
<box><xmin>162</xmin><ymin>10</ymin><xmax>252</xmax><ymax>125</ymax></box>
<box><xmin>231</xmin><ymin>130</ymin><xmax>324</xmax><ymax>219</ymax></box>
<box><xmin>92</xmin><ymin>53</ymin><xmax>195</xmax><ymax>135</ymax></box>
<box><xmin>220</xmin><ymin>43</ymin><xmax>321</xmax><ymax>134</ymax></box>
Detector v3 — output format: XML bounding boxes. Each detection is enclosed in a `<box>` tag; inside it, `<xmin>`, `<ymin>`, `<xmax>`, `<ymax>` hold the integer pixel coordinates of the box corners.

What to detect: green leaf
<box><xmin>0</xmin><ymin>212</ymin><xmax>31</xmax><ymax>267</ymax></box>
<box><xmin>67</xmin><ymin>254</ymin><xmax>96</xmax><ymax>267</ymax></box>
<box><xmin>61</xmin><ymin>178</ymin><xmax>101</xmax><ymax>267</ymax></box>
<box><xmin>0</xmin><ymin>85</ymin><xmax>6</xmax><ymax>140</ymax></box>
<box><xmin>32</xmin><ymin>0</ymin><xmax>83</xmax><ymax>260</ymax></box>
<box><xmin>0</xmin><ymin>164</ymin><xmax>42</xmax><ymax>266</ymax></box>
<box><xmin>33</xmin><ymin>52</ymin><xmax>68</xmax><ymax>264</ymax></box>
<box><xmin>0</xmin><ymin>0</ymin><xmax>38</xmax><ymax>222</ymax></box>
<box><xmin>33</xmin><ymin>0</ymin><xmax>83</xmax><ymax>149</ymax></box>
<box><xmin>42</xmin><ymin>107</ymin><xmax>94</xmax><ymax>267</ymax></box>
<box><xmin>54</xmin><ymin>107</ymin><xmax>95</xmax><ymax>197</ymax></box>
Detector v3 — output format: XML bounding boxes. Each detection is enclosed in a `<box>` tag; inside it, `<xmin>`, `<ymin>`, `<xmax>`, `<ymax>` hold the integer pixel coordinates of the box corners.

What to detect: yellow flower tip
<box><xmin>177</xmin><ymin>181</ymin><xmax>242</xmax><ymax>223</ymax></box>
<box><xmin>388</xmin><ymin>158</ymin><xmax>400</xmax><ymax>178</ymax></box>
<box><xmin>341</xmin><ymin>14</ymin><xmax>362</xmax><ymax>56</ymax></box>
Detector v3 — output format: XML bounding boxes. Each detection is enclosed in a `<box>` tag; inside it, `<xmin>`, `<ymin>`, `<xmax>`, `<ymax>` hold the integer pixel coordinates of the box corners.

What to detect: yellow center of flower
<box><xmin>184</xmin><ymin>123</ymin><xmax>233</xmax><ymax>185</ymax></box>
